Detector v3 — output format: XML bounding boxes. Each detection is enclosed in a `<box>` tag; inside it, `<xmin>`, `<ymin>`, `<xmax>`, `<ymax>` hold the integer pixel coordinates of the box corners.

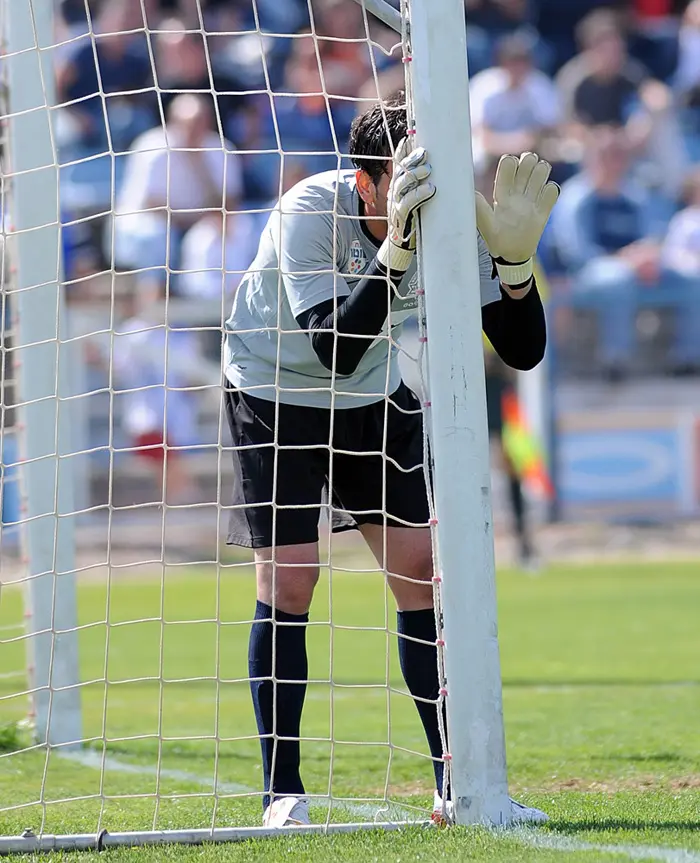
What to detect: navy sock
<box><xmin>397</xmin><ymin>608</ymin><xmax>447</xmax><ymax>795</ymax></box>
<box><xmin>249</xmin><ymin>600</ymin><xmax>309</xmax><ymax>809</ymax></box>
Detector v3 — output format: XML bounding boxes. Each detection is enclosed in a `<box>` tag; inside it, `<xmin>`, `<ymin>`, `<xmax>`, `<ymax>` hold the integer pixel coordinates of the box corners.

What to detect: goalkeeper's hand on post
<box><xmin>475</xmin><ymin>152</ymin><xmax>560</xmax><ymax>297</ymax></box>
<box><xmin>377</xmin><ymin>137</ymin><xmax>436</xmax><ymax>273</ymax></box>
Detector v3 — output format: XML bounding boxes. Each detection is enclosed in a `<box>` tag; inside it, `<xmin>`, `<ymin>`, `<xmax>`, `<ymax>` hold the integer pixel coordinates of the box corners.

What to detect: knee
<box><xmin>257</xmin><ymin>559</ymin><xmax>319</xmax><ymax>615</ymax></box>
<box><xmin>389</xmin><ymin>548</ymin><xmax>435</xmax><ymax>611</ymax></box>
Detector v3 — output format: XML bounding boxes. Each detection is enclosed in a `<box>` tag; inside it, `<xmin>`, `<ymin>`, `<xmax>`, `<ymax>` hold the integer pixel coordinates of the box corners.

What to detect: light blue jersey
<box><xmin>224</xmin><ymin>170</ymin><xmax>500</xmax><ymax>408</ymax></box>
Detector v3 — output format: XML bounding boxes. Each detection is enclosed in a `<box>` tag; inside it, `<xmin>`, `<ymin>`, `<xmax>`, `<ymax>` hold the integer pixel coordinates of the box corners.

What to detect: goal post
<box><xmin>408</xmin><ymin>0</ymin><xmax>511</xmax><ymax>826</ymax></box>
<box><xmin>0</xmin><ymin>0</ymin><xmax>516</xmax><ymax>851</ymax></box>
<box><xmin>4</xmin><ymin>0</ymin><xmax>82</xmax><ymax>749</ymax></box>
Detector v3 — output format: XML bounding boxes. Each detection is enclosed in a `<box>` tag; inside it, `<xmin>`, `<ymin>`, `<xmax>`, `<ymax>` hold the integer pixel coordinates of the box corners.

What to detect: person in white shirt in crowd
<box><xmin>111</xmin><ymin>290</ymin><xmax>221</xmax><ymax>505</ymax></box>
<box><xmin>179</xmin><ymin>210</ymin><xmax>259</xmax><ymax>302</ymax></box>
<box><xmin>659</xmin><ymin>167</ymin><xmax>700</xmax><ymax>374</ymax></box>
<box><xmin>469</xmin><ymin>31</ymin><xmax>561</xmax><ymax>172</ymax></box>
<box><xmin>179</xmin><ymin>155</ymin><xmax>314</xmax><ymax>303</ymax></box>
<box><xmin>663</xmin><ymin>168</ymin><xmax>700</xmax><ymax>276</ymax></box>
<box><xmin>110</xmin><ymin>93</ymin><xmax>243</xmax><ymax>298</ymax></box>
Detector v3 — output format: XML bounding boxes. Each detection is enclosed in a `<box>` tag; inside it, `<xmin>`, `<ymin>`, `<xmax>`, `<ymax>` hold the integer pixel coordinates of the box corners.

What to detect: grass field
<box><xmin>1</xmin><ymin>552</ymin><xmax>699</xmax><ymax>861</ymax></box>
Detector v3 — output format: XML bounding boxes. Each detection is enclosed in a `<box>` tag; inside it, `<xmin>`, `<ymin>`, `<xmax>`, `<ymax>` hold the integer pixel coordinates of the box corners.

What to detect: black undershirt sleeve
<box><xmin>481</xmin><ymin>282</ymin><xmax>547</xmax><ymax>371</ymax></box>
<box><xmin>296</xmin><ymin>261</ymin><xmax>547</xmax><ymax>376</ymax></box>
<box><xmin>295</xmin><ymin>257</ymin><xmax>402</xmax><ymax>376</ymax></box>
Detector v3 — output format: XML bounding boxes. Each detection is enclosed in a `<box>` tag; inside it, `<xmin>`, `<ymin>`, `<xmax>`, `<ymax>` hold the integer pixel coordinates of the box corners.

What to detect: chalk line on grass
<box><xmin>61</xmin><ymin>749</ymin><xmax>420</xmax><ymax>823</ymax></box>
<box><xmin>511</xmin><ymin>827</ymin><xmax>700</xmax><ymax>863</ymax></box>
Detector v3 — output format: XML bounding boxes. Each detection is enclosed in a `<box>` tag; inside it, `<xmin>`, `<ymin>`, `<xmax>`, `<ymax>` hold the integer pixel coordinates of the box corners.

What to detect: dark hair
<box><xmin>349</xmin><ymin>94</ymin><xmax>408</xmax><ymax>185</ymax></box>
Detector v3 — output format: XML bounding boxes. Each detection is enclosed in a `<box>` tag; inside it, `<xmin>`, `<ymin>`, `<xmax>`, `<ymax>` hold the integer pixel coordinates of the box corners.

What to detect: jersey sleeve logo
<box><xmin>348</xmin><ymin>238</ymin><xmax>368</xmax><ymax>275</ymax></box>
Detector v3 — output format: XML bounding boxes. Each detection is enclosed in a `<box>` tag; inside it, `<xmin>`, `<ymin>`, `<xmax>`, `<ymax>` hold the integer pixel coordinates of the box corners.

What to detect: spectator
<box><xmin>554</xmin><ymin>127</ymin><xmax>700</xmax><ymax>377</ymax></box>
<box><xmin>110</xmin><ymin>93</ymin><xmax>242</xmax><ymax>297</ymax></box>
<box><xmin>663</xmin><ymin>167</ymin><xmax>700</xmax><ymax>276</ymax></box>
<box><xmin>470</xmin><ymin>31</ymin><xmax>561</xmax><ymax>171</ymax></box>
<box><xmin>557</xmin><ymin>9</ymin><xmax>647</xmax><ymax>130</ymax></box>
<box><xmin>629</xmin><ymin>0</ymin><xmax>683</xmax><ymax>83</ymax></box>
<box><xmin>243</xmin><ymin>22</ymin><xmax>363</xmax><ymax>197</ymax></box>
<box><xmin>313</xmin><ymin>0</ymin><xmax>374</xmax><ymax>98</ymax></box>
<box><xmin>153</xmin><ymin>18</ymin><xmax>246</xmax><ymax>146</ymax></box>
<box><xmin>552</xmin><ymin>127</ymin><xmax>657</xmax><ymax>376</ymax></box>
<box><xmin>674</xmin><ymin>0</ymin><xmax>700</xmax><ymax>101</ymax></box>
<box><xmin>465</xmin><ymin>0</ymin><xmax>554</xmax><ymax>75</ymax></box>
<box><xmin>534</xmin><ymin>0</ymin><xmax>629</xmax><ymax>73</ymax></box>
<box><xmin>112</xmin><ymin>295</ymin><xmax>215</xmax><ymax>506</ymax></box>
<box><xmin>179</xmin><ymin>209</ymin><xmax>258</xmax><ymax>301</ymax></box>
<box><xmin>55</xmin><ymin>1</ymin><xmax>155</xmax><ymax>153</ymax></box>
<box><xmin>626</xmin><ymin>78</ymin><xmax>689</xmax><ymax>202</ymax></box>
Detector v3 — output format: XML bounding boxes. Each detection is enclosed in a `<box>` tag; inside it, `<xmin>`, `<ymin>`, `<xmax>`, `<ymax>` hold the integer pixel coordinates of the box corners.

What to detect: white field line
<box><xmin>511</xmin><ymin>827</ymin><xmax>700</xmax><ymax>863</ymax></box>
<box><xmin>61</xmin><ymin>749</ymin><xmax>420</xmax><ymax>823</ymax></box>
<box><xmin>59</xmin><ymin>751</ymin><xmax>700</xmax><ymax>862</ymax></box>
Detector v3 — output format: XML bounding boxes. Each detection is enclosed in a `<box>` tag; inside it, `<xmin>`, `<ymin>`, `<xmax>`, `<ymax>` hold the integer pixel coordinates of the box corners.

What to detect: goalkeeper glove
<box><xmin>377</xmin><ymin>138</ymin><xmax>436</xmax><ymax>272</ymax></box>
<box><xmin>475</xmin><ymin>152</ymin><xmax>560</xmax><ymax>292</ymax></box>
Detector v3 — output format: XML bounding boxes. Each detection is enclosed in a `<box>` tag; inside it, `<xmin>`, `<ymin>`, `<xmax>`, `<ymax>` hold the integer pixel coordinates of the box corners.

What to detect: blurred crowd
<box><xmin>53</xmin><ymin>0</ymin><xmax>700</xmax><ymax>383</ymax></box>
<box><xmin>42</xmin><ymin>0</ymin><xmax>700</xmax><ymax>497</ymax></box>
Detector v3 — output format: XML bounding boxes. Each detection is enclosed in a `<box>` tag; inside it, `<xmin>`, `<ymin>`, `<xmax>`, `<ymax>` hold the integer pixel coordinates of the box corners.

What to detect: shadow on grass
<box><xmin>586</xmin><ymin>752</ymin><xmax>686</xmax><ymax>763</ymax></box>
<box><xmin>548</xmin><ymin>819</ymin><xmax>700</xmax><ymax>832</ymax></box>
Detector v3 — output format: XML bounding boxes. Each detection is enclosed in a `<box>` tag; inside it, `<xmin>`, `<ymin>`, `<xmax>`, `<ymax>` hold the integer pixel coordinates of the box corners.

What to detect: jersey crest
<box><xmin>348</xmin><ymin>238</ymin><xmax>367</xmax><ymax>275</ymax></box>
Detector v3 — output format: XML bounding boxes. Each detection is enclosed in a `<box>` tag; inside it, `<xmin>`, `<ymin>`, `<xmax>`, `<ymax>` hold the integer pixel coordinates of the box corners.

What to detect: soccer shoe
<box><xmin>432</xmin><ymin>792</ymin><xmax>549</xmax><ymax>826</ymax></box>
<box><xmin>262</xmin><ymin>796</ymin><xmax>311</xmax><ymax>828</ymax></box>
<box><xmin>509</xmin><ymin>797</ymin><xmax>549</xmax><ymax>824</ymax></box>
<box><xmin>431</xmin><ymin>791</ymin><xmax>454</xmax><ymax>827</ymax></box>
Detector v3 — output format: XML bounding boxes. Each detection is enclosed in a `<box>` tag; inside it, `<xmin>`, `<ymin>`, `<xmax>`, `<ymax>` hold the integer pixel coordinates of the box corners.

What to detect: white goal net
<box><xmin>0</xmin><ymin>0</ymin><xmax>508</xmax><ymax>851</ymax></box>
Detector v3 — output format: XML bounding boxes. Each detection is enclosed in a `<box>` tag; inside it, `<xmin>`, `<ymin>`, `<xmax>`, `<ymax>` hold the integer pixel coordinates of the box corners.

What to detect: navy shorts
<box><xmin>224</xmin><ymin>383</ymin><xmax>431</xmax><ymax>548</ymax></box>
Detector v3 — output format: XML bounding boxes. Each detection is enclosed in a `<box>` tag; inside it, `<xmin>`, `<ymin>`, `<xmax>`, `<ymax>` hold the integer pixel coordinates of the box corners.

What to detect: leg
<box><xmin>361</xmin><ymin>524</ymin><xmax>447</xmax><ymax>796</ymax></box>
<box><xmin>492</xmin><ymin>437</ymin><xmax>533</xmax><ymax>566</ymax></box>
<box><xmin>250</xmin><ymin>543</ymin><xmax>319</xmax><ymax>809</ymax></box>
<box><xmin>333</xmin><ymin>385</ymin><xmax>446</xmax><ymax>795</ymax></box>
<box><xmin>225</xmin><ymin>388</ymin><xmax>329</xmax><ymax>810</ymax></box>
<box><xmin>573</xmin><ymin>258</ymin><xmax>638</xmax><ymax>373</ymax></box>
<box><xmin>485</xmin><ymin>370</ymin><xmax>532</xmax><ymax>564</ymax></box>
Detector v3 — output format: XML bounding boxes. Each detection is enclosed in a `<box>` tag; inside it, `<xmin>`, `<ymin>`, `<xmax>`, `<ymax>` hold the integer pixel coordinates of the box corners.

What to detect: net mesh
<box><xmin>0</xmin><ymin>0</ymin><xmax>452</xmax><ymax>840</ymax></box>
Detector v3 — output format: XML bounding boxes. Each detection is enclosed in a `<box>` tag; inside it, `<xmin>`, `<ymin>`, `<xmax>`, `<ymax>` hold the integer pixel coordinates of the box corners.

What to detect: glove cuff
<box><xmin>494</xmin><ymin>257</ymin><xmax>533</xmax><ymax>288</ymax></box>
<box><xmin>377</xmin><ymin>238</ymin><xmax>414</xmax><ymax>273</ymax></box>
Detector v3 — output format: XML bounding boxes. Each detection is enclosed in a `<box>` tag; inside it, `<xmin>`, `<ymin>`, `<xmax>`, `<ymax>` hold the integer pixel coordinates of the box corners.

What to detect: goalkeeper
<box><xmin>224</xmin><ymin>97</ymin><xmax>558</xmax><ymax>827</ymax></box>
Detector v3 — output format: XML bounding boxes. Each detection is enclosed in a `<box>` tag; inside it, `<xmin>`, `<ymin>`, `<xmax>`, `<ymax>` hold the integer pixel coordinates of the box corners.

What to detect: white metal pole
<box><xmin>351</xmin><ymin>0</ymin><xmax>402</xmax><ymax>33</ymax></box>
<box><xmin>6</xmin><ymin>0</ymin><xmax>82</xmax><ymax>746</ymax></box>
<box><xmin>409</xmin><ymin>0</ymin><xmax>511</xmax><ymax>825</ymax></box>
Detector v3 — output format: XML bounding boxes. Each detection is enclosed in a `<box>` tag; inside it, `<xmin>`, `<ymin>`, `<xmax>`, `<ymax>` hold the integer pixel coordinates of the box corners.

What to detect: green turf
<box><xmin>1</xmin><ymin>556</ymin><xmax>699</xmax><ymax>861</ymax></box>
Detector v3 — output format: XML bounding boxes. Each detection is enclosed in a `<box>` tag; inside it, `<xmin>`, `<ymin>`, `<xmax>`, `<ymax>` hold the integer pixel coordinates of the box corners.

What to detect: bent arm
<box><xmin>295</xmin><ymin>258</ymin><xmax>403</xmax><ymax>376</ymax></box>
<box><xmin>481</xmin><ymin>282</ymin><xmax>546</xmax><ymax>371</ymax></box>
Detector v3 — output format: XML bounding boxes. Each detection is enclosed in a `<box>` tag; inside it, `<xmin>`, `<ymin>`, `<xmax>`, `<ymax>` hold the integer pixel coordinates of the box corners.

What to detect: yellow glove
<box><xmin>475</xmin><ymin>152</ymin><xmax>560</xmax><ymax>289</ymax></box>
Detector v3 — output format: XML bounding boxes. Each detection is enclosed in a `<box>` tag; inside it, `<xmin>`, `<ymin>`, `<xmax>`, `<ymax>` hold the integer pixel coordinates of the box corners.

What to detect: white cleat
<box><xmin>431</xmin><ymin>791</ymin><xmax>454</xmax><ymax>826</ymax></box>
<box><xmin>509</xmin><ymin>797</ymin><xmax>549</xmax><ymax>824</ymax></box>
<box><xmin>432</xmin><ymin>792</ymin><xmax>549</xmax><ymax>826</ymax></box>
<box><xmin>262</xmin><ymin>795</ymin><xmax>311</xmax><ymax>828</ymax></box>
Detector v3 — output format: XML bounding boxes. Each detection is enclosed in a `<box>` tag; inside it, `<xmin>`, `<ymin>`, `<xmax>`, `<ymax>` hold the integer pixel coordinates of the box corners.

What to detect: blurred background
<box><xmin>2</xmin><ymin>0</ymin><xmax>700</xmax><ymax>568</ymax></box>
